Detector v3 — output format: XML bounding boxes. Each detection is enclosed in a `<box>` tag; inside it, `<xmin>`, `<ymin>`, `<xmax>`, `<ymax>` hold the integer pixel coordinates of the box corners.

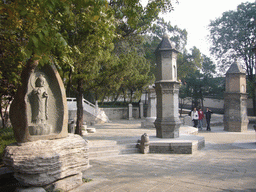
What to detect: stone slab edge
<box><xmin>149</xmin><ymin>135</ymin><xmax>205</xmax><ymax>154</ymax></box>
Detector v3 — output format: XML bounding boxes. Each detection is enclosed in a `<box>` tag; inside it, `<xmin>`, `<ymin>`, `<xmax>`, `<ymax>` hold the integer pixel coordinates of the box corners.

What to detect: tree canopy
<box><xmin>0</xmin><ymin>0</ymin><xmax>178</xmax><ymax>130</ymax></box>
<box><xmin>209</xmin><ymin>2</ymin><xmax>256</xmax><ymax>78</ymax></box>
<box><xmin>209</xmin><ymin>1</ymin><xmax>256</xmax><ymax>114</ymax></box>
<box><xmin>179</xmin><ymin>54</ymin><xmax>222</xmax><ymax>110</ymax></box>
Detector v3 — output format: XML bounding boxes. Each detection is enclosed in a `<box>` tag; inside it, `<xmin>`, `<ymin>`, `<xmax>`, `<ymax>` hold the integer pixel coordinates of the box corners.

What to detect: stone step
<box><xmin>116</xmin><ymin>138</ymin><xmax>140</xmax><ymax>144</ymax></box>
<box><xmin>89</xmin><ymin>145</ymin><xmax>119</xmax><ymax>152</ymax></box>
<box><xmin>118</xmin><ymin>143</ymin><xmax>138</xmax><ymax>149</ymax></box>
<box><xmin>88</xmin><ymin>138</ymin><xmax>141</xmax><ymax>159</ymax></box>
<box><xmin>88</xmin><ymin>140</ymin><xmax>117</xmax><ymax>147</ymax></box>
<box><xmin>89</xmin><ymin>150</ymin><xmax>119</xmax><ymax>159</ymax></box>
<box><xmin>118</xmin><ymin>143</ymin><xmax>140</xmax><ymax>154</ymax></box>
<box><xmin>119</xmin><ymin>147</ymin><xmax>140</xmax><ymax>154</ymax></box>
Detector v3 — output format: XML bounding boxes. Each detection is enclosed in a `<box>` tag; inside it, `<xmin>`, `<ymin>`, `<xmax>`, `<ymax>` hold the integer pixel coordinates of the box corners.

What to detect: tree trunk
<box><xmin>66</xmin><ymin>67</ymin><xmax>72</xmax><ymax>97</ymax></box>
<box><xmin>0</xmin><ymin>99</ymin><xmax>5</xmax><ymax>128</ymax></box>
<box><xmin>101</xmin><ymin>91</ymin><xmax>107</xmax><ymax>105</ymax></box>
<box><xmin>0</xmin><ymin>98</ymin><xmax>11</xmax><ymax>128</ymax></box>
<box><xmin>75</xmin><ymin>78</ymin><xmax>83</xmax><ymax>136</ymax></box>
<box><xmin>122</xmin><ymin>89</ymin><xmax>126</xmax><ymax>103</ymax></box>
<box><xmin>113</xmin><ymin>91</ymin><xmax>120</xmax><ymax>104</ymax></box>
<box><xmin>130</xmin><ymin>90</ymin><xmax>133</xmax><ymax>103</ymax></box>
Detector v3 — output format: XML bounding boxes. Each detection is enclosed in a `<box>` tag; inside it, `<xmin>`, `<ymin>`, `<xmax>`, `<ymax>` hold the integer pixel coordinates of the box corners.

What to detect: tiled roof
<box><xmin>226</xmin><ymin>62</ymin><xmax>245</xmax><ymax>74</ymax></box>
<box><xmin>155</xmin><ymin>33</ymin><xmax>178</xmax><ymax>53</ymax></box>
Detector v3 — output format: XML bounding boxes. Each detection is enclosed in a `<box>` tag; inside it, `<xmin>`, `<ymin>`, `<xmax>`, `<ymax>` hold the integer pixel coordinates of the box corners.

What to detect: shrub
<box><xmin>0</xmin><ymin>127</ymin><xmax>16</xmax><ymax>164</ymax></box>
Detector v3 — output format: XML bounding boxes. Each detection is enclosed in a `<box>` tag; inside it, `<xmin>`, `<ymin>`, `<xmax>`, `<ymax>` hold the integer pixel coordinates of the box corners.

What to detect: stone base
<box><xmin>141</xmin><ymin>121</ymin><xmax>155</xmax><ymax>128</ymax></box>
<box><xmin>141</xmin><ymin>117</ymin><xmax>156</xmax><ymax>128</ymax></box>
<box><xmin>45</xmin><ymin>172</ymin><xmax>83</xmax><ymax>192</ymax></box>
<box><xmin>149</xmin><ymin>135</ymin><xmax>205</xmax><ymax>154</ymax></box>
<box><xmin>15</xmin><ymin>187</ymin><xmax>46</xmax><ymax>192</ymax></box>
<box><xmin>154</xmin><ymin>118</ymin><xmax>181</xmax><ymax>138</ymax></box>
<box><xmin>3</xmin><ymin>134</ymin><xmax>89</xmax><ymax>191</ymax></box>
<box><xmin>183</xmin><ymin>115</ymin><xmax>193</xmax><ymax>126</ymax></box>
<box><xmin>87</xmin><ymin>127</ymin><xmax>96</xmax><ymax>133</ymax></box>
<box><xmin>224</xmin><ymin>121</ymin><xmax>248</xmax><ymax>132</ymax></box>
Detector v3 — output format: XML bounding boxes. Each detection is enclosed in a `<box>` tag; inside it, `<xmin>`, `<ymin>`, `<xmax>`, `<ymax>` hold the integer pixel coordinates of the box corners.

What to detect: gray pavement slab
<box><xmin>71</xmin><ymin>119</ymin><xmax>256</xmax><ymax>192</ymax></box>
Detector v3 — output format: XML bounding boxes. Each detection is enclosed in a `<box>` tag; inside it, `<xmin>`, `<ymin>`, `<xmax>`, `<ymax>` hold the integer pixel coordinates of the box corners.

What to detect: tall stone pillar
<box><xmin>146</xmin><ymin>85</ymin><xmax>157</xmax><ymax>121</ymax></box>
<box><xmin>141</xmin><ymin>85</ymin><xmax>157</xmax><ymax>128</ymax></box>
<box><xmin>128</xmin><ymin>103</ymin><xmax>133</xmax><ymax>120</ymax></box>
<box><xmin>139</xmin><ymin>102</ymin><xmax>144</xmax><ymax>118</ymax></box>
<box><xmin>224</xmin><ymin>62</ymin><xmax>248</xmax><ymax>132</ymax></box>
<box><xmin>154</xmin><ymin>33</ymin><xmax>181</xmax><ymax>138</ymax></box>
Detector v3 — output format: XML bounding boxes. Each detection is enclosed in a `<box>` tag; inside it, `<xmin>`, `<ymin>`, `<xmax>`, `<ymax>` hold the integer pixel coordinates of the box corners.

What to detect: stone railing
<box><xmin>67</xmin><ymin>98</ymin><xmax>108</xmax><ymax>123</ymax></box>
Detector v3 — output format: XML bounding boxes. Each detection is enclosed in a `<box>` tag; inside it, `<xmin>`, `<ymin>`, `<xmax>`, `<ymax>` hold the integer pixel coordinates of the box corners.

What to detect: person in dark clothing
<box><xmin>205</xmin><ymin>107</ymin><xmax>213</xmax><ymax>131</ymax></box>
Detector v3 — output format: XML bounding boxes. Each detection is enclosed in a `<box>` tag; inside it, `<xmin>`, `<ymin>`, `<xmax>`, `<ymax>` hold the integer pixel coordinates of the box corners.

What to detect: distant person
<box><xmin>205</xmin><ymin>107</ymin><xmax>213</xmax><ymax>131</ymax></box>
<box><xmin>198</xmin><ymin>108</ymin><xmax>204</xmax><ymax>130</ymax></box>
<box><xmin>191</xmin><ymin>107</ymin><xmax>199</xmax><ymax>128</ymax></box>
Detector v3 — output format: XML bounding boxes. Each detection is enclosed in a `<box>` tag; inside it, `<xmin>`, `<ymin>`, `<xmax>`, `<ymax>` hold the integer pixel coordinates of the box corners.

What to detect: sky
<box><xmin>161</xmin><ymin>0</ymin><xmax>255</xmax><ymax>58</ymax></box>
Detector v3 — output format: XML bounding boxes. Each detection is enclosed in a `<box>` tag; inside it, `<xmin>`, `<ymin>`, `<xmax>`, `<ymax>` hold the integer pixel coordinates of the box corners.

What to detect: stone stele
<box><xmin>3</xmin><ymin>134</ymin><xmax>89</xmax><ymax>191</ymax></box>
<box><xmin>10</xmin><ymin>64</ymin><xmax>68</xmax><ymax>142</ymax></box>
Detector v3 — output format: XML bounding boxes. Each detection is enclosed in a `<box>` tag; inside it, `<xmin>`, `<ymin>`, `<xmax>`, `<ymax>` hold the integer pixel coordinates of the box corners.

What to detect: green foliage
<box><xmin>99</xmin><ymin>101</ymin><xmax>140</xmax><ymax>108</ymax></box>
<box><xmin>184</xmin><ymin>70</ymin><xmax>204</xmax><ymax>103</ymax></box>
<box><xmin>202</xmin><ymin>55</ymin><xmax>216</xmax><ymax>75</ymax></box>
<box><xmin>63</xmin><ymin>0</ymin><xmax>116</xmax><ymax>87</ymax></box>
<box><xmin>0</xmin><ymin>127</ymin><xmax>16</xmax><ymax>163</ymax></box>
<box><xmin>0</xmin><ymin>0</ymin><xmax>75</xmax><ymax>125</ymax></box>
<box><xmin>143</xmin><ymin>19</ymin><xmax>188</xmax><ymax>79</ymax></box>
<box><xmin>179</xmin><ymin>54</ymin><xmax>223</xmax><ymax>108</ymax></box>
<box><xmin>177</xmin><ymin>47</ymin><xmax>203</xmax><ymax>80</ymax></box>
<box><xmin>150</xmin><ymin>18</ymin><xmax>188</xmax><ymax>51</ymax></box>
<box><xmin>209</xmin><ymin>2</ymin><xmax>256</xmax><ymax>78</ymax></box>
<box><xmin>110</xmin><ymin>0</ymin><xmax>174</xmax><ymax>37</ymax></box>
<box><xmin>1</xmin><ymin>0</ymin><xmax>72</xmax><ymax>66</ymax></box>
<box><xmin>209</xmin><ymin>1</ymin><xmax>256</xmax><ymax>114</ymax></box>
<box><xmin>0</xmin><ymin>0</ymin><xmax>181</xmax><ymax>130</ymax></box>
<box><xmin>0</xmin><ymin>1</ymin><xmax>26</xmax><ymax>127</ymax></box>
<box><xmin>119</xmin><ymin>50</ymin><xmax>154</xmax><ymax>102</ymax></box>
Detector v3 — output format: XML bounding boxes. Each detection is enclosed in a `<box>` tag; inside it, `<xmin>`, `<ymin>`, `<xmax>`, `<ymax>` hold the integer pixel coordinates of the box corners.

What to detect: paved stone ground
<box><xmin>71</xmin><ymin>116</ymin><xmax>256</xmax><ymax>192</ymax></box>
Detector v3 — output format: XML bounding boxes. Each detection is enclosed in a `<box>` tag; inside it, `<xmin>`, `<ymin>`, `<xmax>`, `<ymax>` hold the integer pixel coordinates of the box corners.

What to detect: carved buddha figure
<box><xmin>29</xmin><ymin>74</ymin><xmax>52</xmax><ymax>135</ymax></box>
<box><xmin>32</xmin><ymin>75</ymin><xmax>48</xmax><ymax>124</ymax></box>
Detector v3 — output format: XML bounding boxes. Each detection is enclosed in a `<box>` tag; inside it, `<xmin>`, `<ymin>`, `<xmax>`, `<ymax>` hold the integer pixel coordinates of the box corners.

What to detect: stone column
<box><xmin>139</xmin><ymin>102</ymin><xmax>144</xmax><ymax>118</ymax></box>
<box><xmin>154</xmin><ymin>33</ymin><xmax>181</xmax><ymax>138</ymax></box>
<box><xmin>95</xmin><ymin>100</ymin><xmax>99</xmax><ymax>116</ymax></box>
<box><xmin>224</xmin><ymin>62</ymin><xmax>248</xmax><ymax>132</ymax></box>
<box><xmin>147</xmin><ymin>85</ymin><xmax>157</xmax><ymax>121</ymax></box>
<box><xmin>141</xmin><ymin>85</ymin><xmax>157</xmax><ymax>128</ymax></box>
<box><xmin>128</xmin><ymin>103</ymin><xmax>133</xmax><ymax>120</ymax></box>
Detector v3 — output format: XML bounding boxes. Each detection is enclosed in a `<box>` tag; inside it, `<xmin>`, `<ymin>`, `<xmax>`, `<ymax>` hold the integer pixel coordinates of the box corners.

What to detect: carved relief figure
<box><xmin>29</xmin><ymin>74</ymin><xmax>52</xmax><ymax>135</ymax></box>
<box><xmin>32</xmin><ymin>75</ymin><xmax>48</xmax><ymax>124</ymax></box>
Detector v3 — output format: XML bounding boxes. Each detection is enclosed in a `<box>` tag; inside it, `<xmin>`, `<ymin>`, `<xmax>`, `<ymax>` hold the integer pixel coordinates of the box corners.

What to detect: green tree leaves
<box><xmin>209</xmin><ymin>1</ymin><xmax>256</xmax><ymax>114</ymax></box>
<box><xmin>110</xmin><ymin>0</ymin><xmax>174</xmax><ymax>37</ymax></box>
<box><xmin>209</xmin><ymin>2</ymin><xmax>256</xmax><ymax>76</ymax></box>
